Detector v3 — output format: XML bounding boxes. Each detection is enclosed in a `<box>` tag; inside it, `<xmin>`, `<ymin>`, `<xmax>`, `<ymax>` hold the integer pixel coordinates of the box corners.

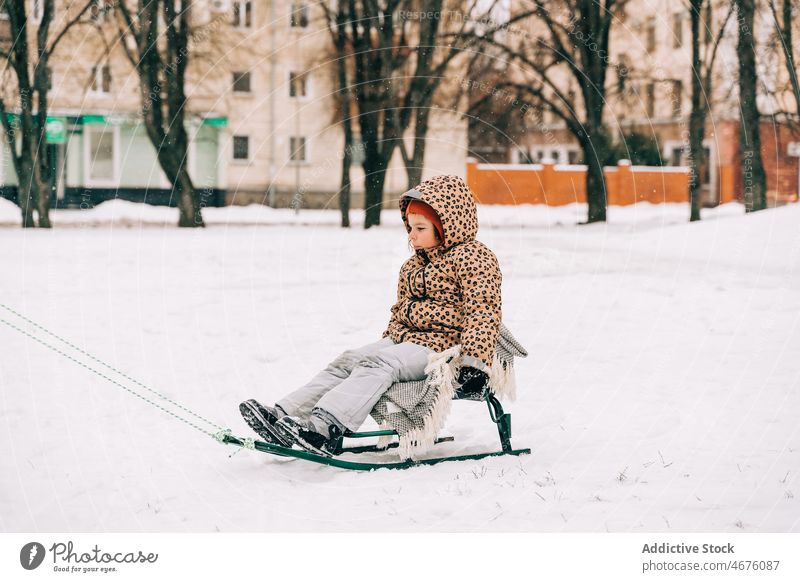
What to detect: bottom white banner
<box><xmin>2</xmin><ymin>533</ymin><xmax>798</xmax><ymax>581</ymax></box>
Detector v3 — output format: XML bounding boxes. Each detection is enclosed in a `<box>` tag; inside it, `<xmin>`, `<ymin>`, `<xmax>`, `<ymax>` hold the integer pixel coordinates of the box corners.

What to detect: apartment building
<box><xmin>1</xmin><ymin>0</ymin><xmax>229</xmax><ymax>208</ymax></box>
<box><xmin>0</xmin><ymin>0</ymin><xmax>468</xmax><ymax>210</ymax></box>
<box><xmin>487</xmin><ymin>0</ymin><xmax>799</xmax><ymax>205</ymax></box>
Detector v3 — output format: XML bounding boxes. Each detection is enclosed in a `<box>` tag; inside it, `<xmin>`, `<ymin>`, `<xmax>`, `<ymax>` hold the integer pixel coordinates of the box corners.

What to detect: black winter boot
<box><xmin>274</xmin><ymin>415</ymin><xmax>343</xmax><ymax>457</ymax></box>
<box><xmin>239</xmin><ymin>399</ymin><xmax>293</xmax><ymax>446</ymax></box>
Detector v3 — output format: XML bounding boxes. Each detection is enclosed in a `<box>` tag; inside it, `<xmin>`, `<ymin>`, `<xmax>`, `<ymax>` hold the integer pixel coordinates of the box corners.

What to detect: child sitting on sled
<box><xmin>240</xmin><ymin>175</ymin><xmax>502</xmax><ymax>456</ymax></box>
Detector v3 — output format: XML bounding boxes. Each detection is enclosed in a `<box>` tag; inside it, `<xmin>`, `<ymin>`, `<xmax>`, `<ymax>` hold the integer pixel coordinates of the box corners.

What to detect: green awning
<box><xmin>202</xmin><ymin>117</ymin><xmax>228</xmax><ymax>127</ymax></box>
<box><xmin>82</xmin><ymin>114</ymin><xmax>107</xmax><ymax>124</ymax></box>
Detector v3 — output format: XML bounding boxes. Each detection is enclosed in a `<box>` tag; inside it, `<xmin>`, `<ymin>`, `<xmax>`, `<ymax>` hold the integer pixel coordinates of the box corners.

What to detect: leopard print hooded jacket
<box><xmin>382</xmin><ymin>175</ymin><xmax>502</xmax><ymax>372</ymax></box>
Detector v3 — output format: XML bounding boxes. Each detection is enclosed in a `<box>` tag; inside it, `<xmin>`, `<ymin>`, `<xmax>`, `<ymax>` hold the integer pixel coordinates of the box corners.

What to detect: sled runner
<box><xmin>219</xmin><ymin>390</ymin><xmax>529</xmax><ymax>471</ymax></box>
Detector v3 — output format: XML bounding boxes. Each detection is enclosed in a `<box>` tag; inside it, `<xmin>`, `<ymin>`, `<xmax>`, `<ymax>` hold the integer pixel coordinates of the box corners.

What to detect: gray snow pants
<box><xmin>276</xmin><ymin>337</ymin><xmax>433</xmax><ymax>433</ymax></box>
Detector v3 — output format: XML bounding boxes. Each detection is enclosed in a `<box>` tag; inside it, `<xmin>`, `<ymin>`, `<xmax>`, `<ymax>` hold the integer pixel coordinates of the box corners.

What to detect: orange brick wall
<box><xmin>723</xmin><ymin>120</ymin><xmax>800</xmax><ymax>204</ymax></box>
<box><xmin>718</xmin><ymin>165</ymin><xmax>737</xmax><ymax>204</ymax></box>
<box><xmin>467</xmin><ymin>159</ymin><xmax>690</xmax><ymax>206</ymax></box>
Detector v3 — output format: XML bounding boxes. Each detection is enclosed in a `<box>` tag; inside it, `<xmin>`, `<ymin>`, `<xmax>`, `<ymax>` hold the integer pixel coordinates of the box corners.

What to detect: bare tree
<box><xmin>459</xmin><ymin>0</ymin><xmax>621</xmax><ymax>223</ymax></box>
<box><xmin>321</xmin><ymin>0</ymin><xmax>527</xmax><ymax>228</ymax></box>
<box><xmin>735</xmin><ymin>0</ymin><xmax>767</xmax><ymax>212</ymax></box>
<box><xmin>687</xmin><ymin>0</ymin><xmax>734</xmax><ymax>221</ymax></box>
<box><xmin>325</xmin><ymin>0</ymin><xmax>355</xmax><ymax>227</ymax></box>
<box><xmin>393</xmin><ymin>0</ymin><xmax>503</xmax><ymax>190</ymax></box>
<box><xmin>341</xmin><ymin>0</ymin><xmax>409</xmax><ymax>229</ymax></box>
<box><xmin>115</xmin><ymin>0</ymin><xmax>213</xmax><ymax>227</ymax></box>
<box><xmin>0</xmin><ymin>0</ymin><xmax>93</xmax><ymax>227</ymax></box>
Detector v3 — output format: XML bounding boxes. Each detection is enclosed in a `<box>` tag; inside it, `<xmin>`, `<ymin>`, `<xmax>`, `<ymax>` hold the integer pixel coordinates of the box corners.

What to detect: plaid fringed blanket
<box><xmin>369</xmin><ymin>323</ymin><xmax>528</xmax><ymax>460</ymax></box>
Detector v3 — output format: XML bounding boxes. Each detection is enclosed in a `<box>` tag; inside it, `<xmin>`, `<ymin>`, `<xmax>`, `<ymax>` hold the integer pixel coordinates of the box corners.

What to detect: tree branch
<box><xmin>47</xmin><ymin>0</ymin><xmax>95</xmax><ymax>53</ymax></box>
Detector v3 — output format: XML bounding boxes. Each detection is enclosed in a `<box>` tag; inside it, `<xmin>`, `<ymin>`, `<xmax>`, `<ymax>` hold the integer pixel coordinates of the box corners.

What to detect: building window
<box><xmin>232</xmin><ymin>71</ymin><xmax>251</xmax><ymax>93</ymax></box>
<box><xmin>232</xmin><ymin>0</ymin><xmax>253</xmax><ymax>28</ymax></box>
<box><xmin>646</xmin><ymin>17</ymin><xmax>656</xmax><ymax>53</ymax></box>
<box><xmin>290</xmin><ymin>1</ymin><xmax>309</xmax><ymax>28</ymax></box>
<box><xmin>289</xmin><ymin>72</ymin><xmax>307</xmax><ymax>97</ymax></box>
<box><xmin>232</xmin><ymin>135</ymin><xmax>249</xmax><ymax>160</ymax></box>
<box><xmin>514</xmin><ymin>148</ymin><xmax>533</xmax><ymax>164</ymax></box>
<box><xmin>91</xmin><ymin>0</ymin><xmax>114</xmax><ymax>23</ymax></box>
<box><xmin>669</xmin><ymin>146</ymin><xmax>683</xmax><ymax>166</ymax></box>
<box><xmin>567</xmin><ymin>150</ymin><xmax>581</xmax><ymax>165</ymax></box>
<box><xmin>671</xmin><ymin>80</ymin><xmax>683</xmax><ymax>116</ymax></box>
<box><xmin>672</xmin><ymin>13</ymin><xmax>683</xmax><ymax>48</ymax></box>
<box><xmin>645</xmin><ymin>82</ymin><xmax>655</xmax><ymax>117</ymax></box>
<box><xmin>90</xmin><ymin>65</ymin><xmax>112</xmax><ymax>94</ymax></box>
<box><xmin>85</xmin><ymin>125</ymin><xmax>118</xmax><ymax>184</ymax></box>
<box><xmin>29</xmin><ymin>0</ymin><xmax>43</xmax><ymax>24</ymax></box>
<box><xmin>289</xmin><ymin>136</ymin><xmax>306</xmax><ymax>162</ymax></box>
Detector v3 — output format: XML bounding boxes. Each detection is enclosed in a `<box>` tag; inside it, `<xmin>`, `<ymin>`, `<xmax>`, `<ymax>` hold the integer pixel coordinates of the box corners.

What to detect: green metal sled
<box><xmin>221</xmin><ymin>392</ymin><xmax>530</xmax><ymax>471</ymax></box>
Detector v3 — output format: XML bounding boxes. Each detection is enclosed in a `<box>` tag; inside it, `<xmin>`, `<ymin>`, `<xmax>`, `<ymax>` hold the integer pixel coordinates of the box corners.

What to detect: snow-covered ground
<box><xmin>0</xmin><ymin>198</ymin><xmax>798</xmax><ymax>532</ymax></box>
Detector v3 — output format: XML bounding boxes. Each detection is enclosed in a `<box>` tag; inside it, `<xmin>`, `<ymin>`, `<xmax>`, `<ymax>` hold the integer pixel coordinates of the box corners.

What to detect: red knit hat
<box><xmin>406</xmin><ymin>200</ymin><xmax>444</xmax><ymax>242</ymax></box>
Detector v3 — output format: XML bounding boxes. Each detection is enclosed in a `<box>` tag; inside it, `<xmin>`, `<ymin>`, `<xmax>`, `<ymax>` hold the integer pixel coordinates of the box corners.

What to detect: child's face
<box><xmin>407</xmin><ymin>213</ymin><xmax>441</xmax><ymax>250</ymax></box>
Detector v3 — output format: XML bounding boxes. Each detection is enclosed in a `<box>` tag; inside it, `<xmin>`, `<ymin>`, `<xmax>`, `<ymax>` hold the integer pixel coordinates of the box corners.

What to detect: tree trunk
<box><xmin>406</xmin><ymin>162</ymin><xmax>423</xmax><ymax>192</ymax></box>
<box><xmin>406</xmin><ymin>107</ymin><xmax>431</xmax><ymax>189</ymax></box>
<box><xmin>575</xmin><ymin>2</ymin><xmax>614</xmax><ymax>223</ymax></box>
<box><xmin>139</xmin><ymin>99</ymin><xmax>204</xmax><ymax>228</ymax></box>
<box><xmin>358</xmin><ymin>100</ymin><xmax>391</xmax><ymax>229</ymax></box>
<box><xmin>779</xmin><ymin>0</ymin><xmax>800</xmax><ymax>122</ymax></box>
<box><xmin>170</xmin><ymin>125</ymin><xmax>203</xmax><ymax>227</ymax></box>
<box><xmin>736</xmin><ymin>0</ymin><xmax>768</xmax><ymax>212</ymax></box>
<box><xmin>363</xmin><ymin>156</ymin><xmax>388</xmax><ymax>229</ymax></box>
<box><xmin>165</xmin><ymin>0</ymin><xmax>202</xmax><ymax>227</ymax></box>
<box><xmin>35</xmin><ymin>181</ymin><xmax>51</xmax><ymax>227</ymax></box>
<box><xmin>18</xmin><ymin>118</ymin><xmax>40</xmax><ymax>228</ymax></box>
<box><xmin>333</xmin><ymin>6</ymin><xmax>352</xmax><ymax>228</ymax></box>
<box><xmin>339</xmin><ymin>91</ymin><xmax>353</xmax><ymax>229</ymax></box>
<box><xmin>34</xmin><ymin>8</ymin><xmax>53</xmax><ymax>228</ymax></box>
<box><xmin>688</xmin><ymin>114</ymin><xmax>706</xmax><ymax>222</ymax></box>
<box><xmin>339</xmin><ymin>152</ymin><xmax>352</xmax><ymax>228</ymax></box>
<box><xmin>688</xmin><ymin>0</ymin><xmax>706</xmax><ymax>222</ymax></box>
<box><xmin>17</xmin><ymin>157</ymin><xmax>36</xmax><ymax>228</ymax></box>
<box><xmin>34</xmin><ymin>102</ymin><xmax>52</xmax><ymax>228</ymax></box>
<box><xmin>176</xmin><ymin>165</ymin><xmax>202</xmax><ymax>226</ymax></box>
<box><xmin>585</xmin><ymin>156</ymin><xmax>607</xmax><ymax>223</ymax></box>
<box><xmin>33</xmin><ymin>154</ymin><xmax>52</xmax><ymax>228</ymax></box>
<box><xmin>14</xmin><ymin>120</ymin><xmax>49</xmax><ymax>228</ymax></box>
<box><xmin>581</xmin><ymin>125</ymin><xmax>609</xmax><ymax>223</ymax></box>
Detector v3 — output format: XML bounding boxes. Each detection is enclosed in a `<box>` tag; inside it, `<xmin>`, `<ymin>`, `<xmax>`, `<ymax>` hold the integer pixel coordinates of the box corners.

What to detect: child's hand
<box><xmin>455</xmin><ymin>366</ymin><xmax>489</xmax><ymax>400</ymax></box>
